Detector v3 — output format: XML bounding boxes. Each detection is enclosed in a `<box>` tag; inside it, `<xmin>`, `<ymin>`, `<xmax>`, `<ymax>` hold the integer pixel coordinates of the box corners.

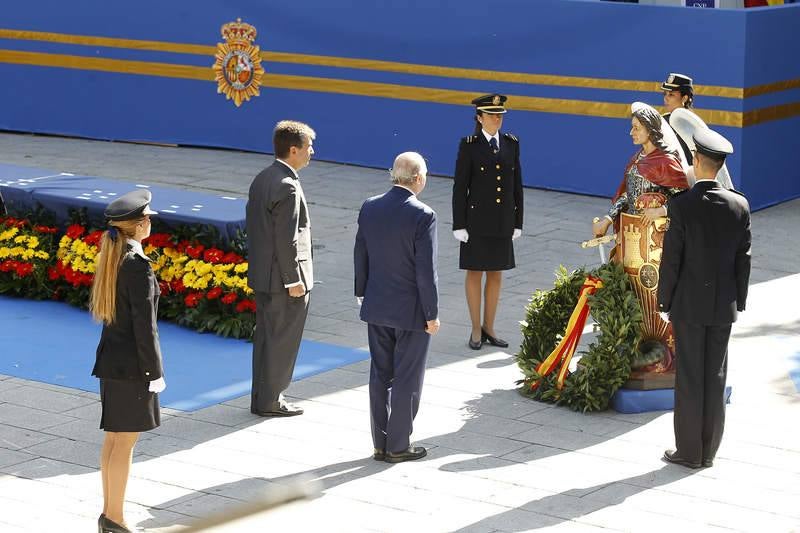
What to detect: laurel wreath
<box><xmin>516</xmin><ymin>262</ymin><xmax>642</xmax><ymax>412</ymax></box>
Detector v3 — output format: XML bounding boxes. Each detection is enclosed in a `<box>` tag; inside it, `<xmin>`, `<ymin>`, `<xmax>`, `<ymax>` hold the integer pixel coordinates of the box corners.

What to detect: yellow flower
<box><xmin>0</xmin><ymin>227</ymin><xmax>19</xmax><ymax>241</ymax></box>
<box><xmin>35</xmin><ymin>250</ymin><xmax>50</xmax><ymax>260</ymax></box>
<box><xmin>234</xmin><ymin>263</ymin><xmax>248</xmax><ymax>274</ymax></box>
<box><xmin>27</xmin><ymin>236</ymin><xmax>40</xmax><ymax>249</ymax></box>
<box><xmin>0</xmin><ymin>248</ymin><xmax>9</xmax><ymax>259</ymax></box>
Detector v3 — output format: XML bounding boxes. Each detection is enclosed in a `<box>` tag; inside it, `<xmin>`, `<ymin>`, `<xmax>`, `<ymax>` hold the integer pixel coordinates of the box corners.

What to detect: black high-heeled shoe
<box><xmin>99</xmin><ymin>515</ymin><xmax>132</xmax><ymax>533</ymax></box>
<box><xmin>97</xmin><ymin>514</ymin><xmax>105</xmax><ymax>533</ymax></box>
<box><xmin>481</xmin><ymin>328</ymin><xmax>509</xmax><ymax>348</ymax></box>
<box><xmin>468</xmin><ymin>334</ymin><xmax>482</xmax><ymax>350</ymax></box>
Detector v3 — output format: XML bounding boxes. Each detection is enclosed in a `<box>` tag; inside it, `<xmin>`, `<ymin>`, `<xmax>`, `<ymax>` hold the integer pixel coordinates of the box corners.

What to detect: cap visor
<box><xmin>142</xmin><ymin>206</ymin><xmax>158</xmax><ymax>216</ymax></box>
<box><xmin>477</xmin><ymin>107</ymin><xmax>507</xmax><ymax>114</ymax></box>
<box><xmin>661</xmin><ymin>83</ymin><xmax>679</xmax><ymax>91</ymax></box>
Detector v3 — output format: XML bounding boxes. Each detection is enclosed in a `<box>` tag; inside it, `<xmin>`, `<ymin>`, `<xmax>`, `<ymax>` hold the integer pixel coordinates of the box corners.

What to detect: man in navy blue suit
<box><xmin>354</xmin><ymin>151</ymin><xmax>440</xmax><ymax>463</ymax></box>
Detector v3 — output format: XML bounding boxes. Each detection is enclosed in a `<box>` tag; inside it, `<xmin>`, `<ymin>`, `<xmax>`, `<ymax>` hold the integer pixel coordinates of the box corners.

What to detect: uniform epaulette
<box><xmin>464</xmin><ymin>135</ymin><xmax>479</xmax><ymax>144</ymax></box>
<box><xmin>502</xmin><ymin>132</ymin><xmax>518</xmax><ymax>142</ymax></box>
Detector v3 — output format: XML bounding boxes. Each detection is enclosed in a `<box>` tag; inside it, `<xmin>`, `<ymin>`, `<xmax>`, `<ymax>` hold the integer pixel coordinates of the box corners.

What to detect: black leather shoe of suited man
<box><xmin>373</xmin><ymin>448</ymin><xmax>386</xmax><ymax>461</ymax></box>
<box><xmin>385</xmin><ymin>446</ymin><xmax>427</xmax><ymax>463</ymax></box>
<box><xmin>663</xmin><ymin>450</ymin><xmax>702</xmax><ymax>469</ymax></box>
<box><xmin>251</xmin><ymin>400</ymin><xmax>303</xmax><ymax>417</ymax></box>
<box><xmin>481</xmin><ymin>328</ymin><xmax>509</xmax><ymax>348</ymax></box>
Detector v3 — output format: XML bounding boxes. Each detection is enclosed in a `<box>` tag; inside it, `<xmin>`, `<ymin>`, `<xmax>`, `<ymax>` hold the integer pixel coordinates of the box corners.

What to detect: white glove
<box><xmin>512</xmin><ymin>228</ymin><xmax>522</xmax><ymax>240</ymax></box>
<box><xmin>658</xmin><ymin>311</ymin><xmax>670</xmax><ymax>323</ymax></box>
<box><xmin>356</xmin><ymin>296</ymin><xmax>363</xmax><ymax>306</ymax></box>
<box><xmin>149</xmin><ymin>377</ymin><xmax>166</xmax><ymax>393</ymax></box>
<box><xmin>453</xmin><ymin>229</ymin><xmax>469</xmax><ymax>243</ymax></box>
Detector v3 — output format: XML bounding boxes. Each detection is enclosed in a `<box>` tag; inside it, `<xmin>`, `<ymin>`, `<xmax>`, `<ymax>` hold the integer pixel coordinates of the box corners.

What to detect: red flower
<box><xmin>203</xmin><ymin>248</ymin><xmax>224</xmax><ymax>264</ymax></box>
<box><xmin>81</xmin><ymin>273</ymin><xmax>94</xmax><ymax>286</ymax></box>
<box><xmin>185</xmin><ymin>244</ymin><xmax>205</xmax><ymax>259</ymax></box>
<box><xmin>206</xmin><ymin>287</ymin><xmax>223</xmax><ymax>300</ymax></box>
<box><xmin>34</xmin><ymin>224</ymin><xmax>58</xmax><ymax>234</ymax></box>
<box><xmin>0</xmin><ymin>260</ymin><xmax>18</xmax><ymax>273</ymax></box>
<box><xmin>175</xmin><ymin>240</ymin><xmax>190</xmax><ymax>253</ymax></box>
<box><xmin>235</xmin><ymin>299</ymin><xmax>256</xmax><ymax>313</ymax></box>
<box><xmin>143</xmin><ymin>233</ymin><xmax>173</xmax><ymax>248</ymax></box>
<box><xmin>83</xmin><ymin>230</ymin><xmax>103</xmax><ymax>247</ymax></box>
<box><xmin>184</xmin><ymin>292</ymin><xmax>204</xmax><ymax>308</ymax></box>
<box><xmin>48</xmin><ymin>266</ymin><xmax>61</xmax><ymax>281</ymax></box>
<box><xmin>158</xmin><ymin>281</ymin><xmax>170</xmax><ymax>295</ymax></box>
<box><xmin>221</xmin><ymin>292</ymin><xmax>238</xmax><ymax>305</ymax></box>
<box><xmin>171</xmin><ymin>279</ymin><xmax>186</xmax><ymax>294</ymax></box>
<box><xmin>222</xmin><ymin>251</ymin><xmax>244</xmax><ymax>264</ymax></box>
<box><xmin>15</xmin><ymin>262</ymin><xmax>34</xmax><ymax>277</ymax></box>
<box><xmin>66</xmin><ymin>224</ymin><xmax>86</xmax><ymax>239</ymax></box>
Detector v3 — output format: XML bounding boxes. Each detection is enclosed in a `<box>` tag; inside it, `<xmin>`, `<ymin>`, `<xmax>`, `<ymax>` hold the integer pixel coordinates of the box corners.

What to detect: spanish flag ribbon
<box><xmin>531</xmin><ymin>276</ymin><xmax>603</xmax><ymax>391</ymax></box>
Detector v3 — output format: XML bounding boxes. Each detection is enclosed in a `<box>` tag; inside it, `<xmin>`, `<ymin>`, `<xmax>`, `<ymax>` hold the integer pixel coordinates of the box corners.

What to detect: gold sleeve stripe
<box><xmin>1</xmin><ymin>49</ymin><xmax>798</xmax><ymax>127</ymax></box>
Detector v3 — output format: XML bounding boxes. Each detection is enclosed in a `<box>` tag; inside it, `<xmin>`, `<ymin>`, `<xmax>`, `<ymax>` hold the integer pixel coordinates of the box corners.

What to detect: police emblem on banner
<box><xmin>212</xmin><ymin>18</ymin><xmax>265</xmax><ymax>107</ymax></box>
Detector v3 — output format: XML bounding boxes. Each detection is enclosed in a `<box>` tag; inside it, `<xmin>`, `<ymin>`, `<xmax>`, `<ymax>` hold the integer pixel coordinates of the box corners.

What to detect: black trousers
<box><xmin>367</xmin><ymin>324</ymin><xmax>430</xmax><ymax>453</ymax></box>
<box><xmin>251</xmin><ymin>289</ymin><xmax>310</xmax><ymax>412</ymax></box>
<box><xmin>672</xmin><ymin>320</ymin><xmax>732</xmax><ymax>463</ymax></box>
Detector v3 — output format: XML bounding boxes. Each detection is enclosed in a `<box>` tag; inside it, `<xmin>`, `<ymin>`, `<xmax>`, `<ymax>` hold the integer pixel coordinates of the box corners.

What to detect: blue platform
<box><xmin>611</xmin><ymin>385</ymin><xmax>733</xmax><ymax>414</ymax></box>
<box><xmin>0</xmin><ymin>163</ymin><xmax>246</xmax><ymax>241</ymax></box>
<box><xmin>0</xmin><ymin>296</ymin><xmax>368</xmax><ymax>411</ymax></box>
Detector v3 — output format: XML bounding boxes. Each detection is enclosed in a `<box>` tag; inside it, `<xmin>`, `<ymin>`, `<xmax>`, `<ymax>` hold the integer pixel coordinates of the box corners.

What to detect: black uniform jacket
<box><xmin>658</xmin><ymin>180</ymin><xmax>751</xmax><ymax>325</ymax></box>
<box><xmin>452</xmin><ymin>133</ymin><xmax>523</xmax><ymax>238</ymax></box>
<box><xmin>92</xmin><ymin>250</ymin><xmax>163</xmax><ymax>380</ymax></box>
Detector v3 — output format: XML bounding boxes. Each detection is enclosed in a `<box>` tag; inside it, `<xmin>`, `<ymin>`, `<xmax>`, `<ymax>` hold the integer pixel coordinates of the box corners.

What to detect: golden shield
<box><xmin>213</xmin><ymin>18</ymin><xmax>265</xmax><ymax>107</ymax></box>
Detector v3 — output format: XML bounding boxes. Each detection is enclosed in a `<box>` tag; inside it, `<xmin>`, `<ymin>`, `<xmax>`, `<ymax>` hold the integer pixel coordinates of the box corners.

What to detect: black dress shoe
<box><xmin>99</xmin><ymin>516</ymin><xmax>132</xmax><ymax>533</ymax></box>
<box><xmin>468</xmin><ymin>335</ymin><xmax>482</xmax><ymax>350</ymax></box>
<box><xmin>702</xmin><ymin>458</ymin><xmax>714</xmax><ymax>468</ymax></box>
<box><xmin>373</xmin><ymin>448</ymin><xmax>385</xmax><ymax>461</ymax></box>
<box><xmin>251</xmin><ymin>402</ymin><xmax>304</xmax><ymax>417</ymax></box>
<box><xmin>663</xmin><ymin>450</ymin><xmax>702</xmax><ymax>469</ymax></box>
<box><xmin>98</xmin><ymin>514</ymin><xmax>105</xmax><ymax>533</ymax></box>
<box><xmin>481</xmin><ymin>328</ymin><xmax>509</xmax><ymax>348</ymax></box>
<box><xmin>385</xmin><ymin>446</ymin><xmax>427</xmax><ymax>463</ymax></box>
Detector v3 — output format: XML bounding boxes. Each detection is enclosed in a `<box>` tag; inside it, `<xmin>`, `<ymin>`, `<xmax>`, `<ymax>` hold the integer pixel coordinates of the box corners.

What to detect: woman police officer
<box><xmin>452</xmin><ymin>94</ymin><xmax>524</xmax><ymax>350</ymax></box>
<box><xmin>90</xmin><ymin>189</ymin><xmax>165</xmax><ymax>533</ymax></box>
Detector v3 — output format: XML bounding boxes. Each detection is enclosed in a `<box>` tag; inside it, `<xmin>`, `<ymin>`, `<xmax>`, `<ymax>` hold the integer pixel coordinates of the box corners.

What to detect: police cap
<box><xmin>472</xmin><ymin>93</ymin><xmax>507</xmax><ymax>114</ymax></box>
<box><xmin>693</xmin><ymin>128</ymin><xmax>733</xmax><ymax>161</ymax></box>
<box><xmin>661</xmin><ymin>73</ymin><xmax>693</xmax><ymax>93</ymax></box>
<box><xmin>104</xmin><ymin>189</ymin><xmax>158</xmax><ymax>221</ymax></box>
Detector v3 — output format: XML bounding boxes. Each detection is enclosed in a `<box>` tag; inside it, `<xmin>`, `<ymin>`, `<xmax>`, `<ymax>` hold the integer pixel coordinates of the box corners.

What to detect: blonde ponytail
<box><xmin>89</xmin><ymin>219</ymin><xmax>141</xmax><ymax>324</ymax></box>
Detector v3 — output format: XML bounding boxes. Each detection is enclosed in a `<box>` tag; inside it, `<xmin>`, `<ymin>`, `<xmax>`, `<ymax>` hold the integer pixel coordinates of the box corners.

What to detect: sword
<box><xmin>583</xmin><ymin>218</ymin><xmax>617</xmax><ymax>264</ymax></box>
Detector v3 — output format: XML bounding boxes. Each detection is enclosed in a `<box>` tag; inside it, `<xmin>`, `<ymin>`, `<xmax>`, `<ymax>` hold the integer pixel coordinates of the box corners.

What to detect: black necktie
<box><xmin>489</xmin><ymin>137</ymin><xmax>498</xmax><ymax>154</ymax></box>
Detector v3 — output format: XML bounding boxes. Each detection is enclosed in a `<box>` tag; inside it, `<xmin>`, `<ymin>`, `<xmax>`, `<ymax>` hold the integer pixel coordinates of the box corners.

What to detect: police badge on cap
<box><xmin>472</xmin><ymin>93</ymin><xmax>507</xmax><ymax>114</ymax></box>
<box><xmin>104</xmin><ymin>190</ymin><xmax>158</xmax><ymax>221</ymax></box>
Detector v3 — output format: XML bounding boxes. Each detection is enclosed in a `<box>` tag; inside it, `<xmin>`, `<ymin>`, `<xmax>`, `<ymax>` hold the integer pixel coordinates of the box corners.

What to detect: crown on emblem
<box><xmin>492</xmin><ymin>95</ymin><xmax>501</xmax><ymax>106</ymax></box>
<box><xmin>221</xmin><ymin>18</ymin><xmax>257</xmax><ymax>43</ymax></box>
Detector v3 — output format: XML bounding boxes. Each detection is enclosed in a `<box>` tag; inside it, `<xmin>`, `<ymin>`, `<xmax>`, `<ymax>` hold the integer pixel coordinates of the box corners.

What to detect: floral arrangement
<box><xmin>0</xmin><ymin>216</ymin><xmax>59</xmax><ymax>299</ymax></box>
<box><xmin>0</xmin><ymin>211</ymin><xmax>255</xmax><ymax>340</ymax></box>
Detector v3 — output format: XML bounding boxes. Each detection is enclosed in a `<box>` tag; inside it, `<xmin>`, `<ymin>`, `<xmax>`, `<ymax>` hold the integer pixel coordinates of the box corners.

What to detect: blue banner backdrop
<box><xmin>0</xmin><ymin>0</ymin><xmax>798</xmax><ymax>210</ymax></box>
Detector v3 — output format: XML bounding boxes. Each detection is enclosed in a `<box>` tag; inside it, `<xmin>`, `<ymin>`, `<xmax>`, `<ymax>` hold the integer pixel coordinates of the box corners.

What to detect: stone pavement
<box><xmin>0</xmin><ymin>132</ymin><xmax>798</xmax><ymax>532</ymax></box>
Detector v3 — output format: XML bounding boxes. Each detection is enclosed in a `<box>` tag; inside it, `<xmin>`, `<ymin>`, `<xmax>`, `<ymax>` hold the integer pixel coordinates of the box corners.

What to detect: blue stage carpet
<box><xmin>0</xmin><ymin>296</ymin><xmax>368</xmax><ymax>411</ymax></box>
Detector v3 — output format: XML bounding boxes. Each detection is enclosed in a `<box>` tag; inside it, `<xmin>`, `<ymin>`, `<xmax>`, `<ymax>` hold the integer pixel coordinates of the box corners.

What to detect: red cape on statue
<box><xmin>612</xmin><ymin>148</ymin><xmax>688</xmax><ymax>203</ymax></box>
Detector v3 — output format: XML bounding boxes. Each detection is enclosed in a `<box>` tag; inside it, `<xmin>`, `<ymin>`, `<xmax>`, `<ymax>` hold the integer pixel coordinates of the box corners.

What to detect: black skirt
<box><xmin>459</xmin><ymin>235</ymin><xmax>515</xmax><ymax>271</ymax></box>
<box><xmin>99</xmin><ymin>378</ymin><xmax>160</xmax><ymax>432</ymax></box>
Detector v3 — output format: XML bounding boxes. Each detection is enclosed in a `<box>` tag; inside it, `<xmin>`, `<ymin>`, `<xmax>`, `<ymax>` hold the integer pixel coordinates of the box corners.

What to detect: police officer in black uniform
<box><xmin>661</xmin><ymin>72</ymin><xmax>695</xmax><ymax>165</ymax></box>
<box><xmin>452</xmin><ymin>94</ymin><xmax>523</xmax><ymax>350</ymax></box>
<box><xmin>657</xmin><ymin>128</ymin><xmax>751</xmax><ymax>469</ymax></box>
<box><xmin>91</xmin><ymin>189</ymin><xmax>165</xmax><ymax>533</ymax></box>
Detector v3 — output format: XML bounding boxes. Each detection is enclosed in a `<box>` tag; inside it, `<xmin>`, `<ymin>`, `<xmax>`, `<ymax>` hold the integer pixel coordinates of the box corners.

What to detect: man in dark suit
<box><xmin>354</xmin><ymin>151</ymin><xmax>440</xmax><ymax>463</ymax></box>
<box><xmin>658</xmin><ymin>128</ymin><xmax>751</xmax><ymax>469</ymax></box>
<box><xmin>246</xmin><ymin>120</ymin><xmax>315</xmax><ymax>417</ymax></box>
